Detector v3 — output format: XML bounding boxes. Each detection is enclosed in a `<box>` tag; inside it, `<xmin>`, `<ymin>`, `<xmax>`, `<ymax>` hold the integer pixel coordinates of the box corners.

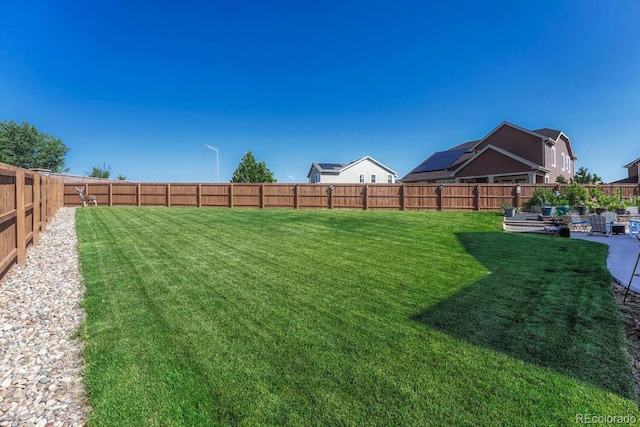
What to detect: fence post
<box><xmin>137</xmin><ymin>183</ymin><xmax>142</xmax><ymax>207</ymax></box>
<box><xmin>167</xmin><ymin>184</ymin><xmax>171</xmax><ymax>207</ymax></box>
<box><xmin>364</xmin><ymin>185</ymin><xmax>369</xmax><ymax>210</ymax></box>
<box><xmin>84</xmin><ymin>184</ymin><xmax>89</xmax><ymax>208</ymax></box>
<box><xmin>109</xmin><ymin>183</ymin><xmax>113</xmax><ymax>206</ymax></box>
<box><xmin>229</xmin><ymin>184</ymin><xmax>234</xmax><ymax>208</ymax></box>
<box><xmin>294</xmin><ymin>184</ymin><xmax>298</xmax><ymax>209</ymax></box>
<box><xmin>41</xmin><ymin>178</ymin><xmax>48</xmax><ymax>231</ymax></box>
<box><xmin>197</xmin><ymin>184</ymin><xmax>202</xmax><ymax>207</ymax></box>
<box><xmin>329</xmin><ymin>186</ymin><xmax>334</xmax><ymax>209</ymax></box>
<box><xmin>438</xmin><ymin>184</ymin><xmax>444</xmax><ymax>211</ymax></box>
<box><xmin>261</xmin><ymin>184</ymin><xmax>265</xmax><ymax>208</ymax></box>
<box><xmin>16</xmin><ymin>171</ymin><xmax>26</xmax><ymax>265</ymax></box>
<box><xmin>33</xmin><ymin>175</ymin><xmax>40</xmax><ymax>245</ymax></box>
<box><xmin>400</xmin><ymin>184</ymin><xmax>405</xmax><ymax>210</ymax></box>
<box><xmin>475</xmin><ymin>185</ymin><xmax>481</xmax><ymax>211</ymax></box>
<box><xmin>49</xmin><ymin>179</ymin><xmax>56</xmax><ymax>218</ymax></box>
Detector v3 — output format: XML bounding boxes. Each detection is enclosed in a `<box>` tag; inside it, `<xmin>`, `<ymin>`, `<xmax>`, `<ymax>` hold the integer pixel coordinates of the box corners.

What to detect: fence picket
<box><xmin>61</xmin><ymin>182</ymin><xmax>640</xmax><ymax>211</ymax></box>
<box><xmin>0</xmin><ymin>163</ymin><xmax>63</xmax><ymax>280</ymax></box>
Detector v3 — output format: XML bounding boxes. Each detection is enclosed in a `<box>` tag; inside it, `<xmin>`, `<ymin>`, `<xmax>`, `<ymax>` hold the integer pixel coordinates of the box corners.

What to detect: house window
<box><xmin>359</xmin><ymin>173</ymin><xmax>365</xmax><ymax>183</ymax></box>
<box><xmin>566</xmin><ymin>159</ymin><xmax>571</xmax><ymax>174</ymax></box>
<box><xmin>561</xmin><ymin>153</ymin><xmax>565</xmax><ymax>170</ymax></box>
<box><xmin>387</xmin><ymin>174</ymin><xmax>393</xmax><ymax>183</ymax></box>
<box><xmin>314</xmin><ymin>173</ymin><xmax>320</xmax><ymax>183</ymax></box>
<box><xmin>370</xmin><ymin>174</ymin><xmax>376</xmax><ymax>183</ymax></box>
<box><xmin>544</xmin><ymin>175</ymin><xmax>549</xmax><ymax>184</ymax></box>
<box><xmin>551</xmin><ymin>147</ymin><xmax>556</xmax><ymax>166</ymax></box>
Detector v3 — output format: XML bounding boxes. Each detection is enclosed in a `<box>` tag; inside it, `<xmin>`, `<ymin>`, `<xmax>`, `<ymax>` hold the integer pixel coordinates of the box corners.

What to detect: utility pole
<box><xmin>202</xmin><ymin>144</ymin><xmax>219</xmax><ymax>182</ymax></box>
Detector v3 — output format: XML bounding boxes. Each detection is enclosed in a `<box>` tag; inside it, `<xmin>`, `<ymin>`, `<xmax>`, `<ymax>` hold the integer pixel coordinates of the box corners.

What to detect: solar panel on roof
<box><xmin>413</xmin><ymin>148</ymin><xmax>468</xmax><ymax>173</ymax></box>
<box><xmin>319</xmin><ymin>163</ymin><xmax>343</xmax><ymax>169</ymax></box>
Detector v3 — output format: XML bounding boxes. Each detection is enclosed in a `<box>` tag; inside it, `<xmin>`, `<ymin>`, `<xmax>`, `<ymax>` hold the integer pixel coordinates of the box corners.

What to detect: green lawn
<box><xmin>76</xmin><ymin>207</ymin><xmax>639</xmax><ymax>426</ymax></box>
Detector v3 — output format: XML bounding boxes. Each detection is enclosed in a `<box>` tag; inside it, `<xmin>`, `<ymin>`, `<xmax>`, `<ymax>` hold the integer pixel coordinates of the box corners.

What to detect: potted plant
<box><xmin>537</xmin><ymin>195</ymin><xmax>553</xmax><ymax>216</ymax></box>
<box><xmin>500</xmin><ymin>203</ymin><xmax>517</xmax><ymax>218</ymax></box>
<box><xmin>607</xmin><ymin>188</ymin><xmax>629</xmax><ymax>214</ymax></box>
<box><xmin>555</xmin><ymin>198</ymin><xmax>570</xmax><ymax>215</ymax></box>
<box><xmin>576</xmin><ymin>200</ymin><xmax>588</xmax><ymax>216</ymax></box>
<box><xmin>589</xmin><ymin>187</ymin><xmax>607</xmax><ymax>214</ymax></box>
<box><xmin>563</xmin><ymin>182</ymin><xmax>589</xmax><ymax>214</ymax></box>
<box><xmin>610</xmin><ymin>199</ymin><xmax>629</xmax><ymax>215</ymax></box>
<box><xmin>524</xmin><ymin>188</ymin><xmax>556</xmax><ymax>215</ymax></box>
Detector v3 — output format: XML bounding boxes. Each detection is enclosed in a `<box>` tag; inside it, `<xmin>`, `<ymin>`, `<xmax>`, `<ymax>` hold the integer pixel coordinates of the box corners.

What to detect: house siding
<box><xmin>545</xmin><ymin>137</ymin><xmax>574</xmax><ymax>183</ymax></box>
<box><xmin>457</xmin><ymin>150</ymin><xmax>531</xmax><ymax>177</ymax></box>
<box><xmin>476</xmin><ymin>126</ymin><xmax>543</xmax><ymax>165</ymax></box>
<box><xmin>309</xmin><ymin>158</ymin><xmax>396</xmax><ymax>184</ymax></box>
<box><xmin>309</xmin><ymin>166</ymin><xmax>322</xmax><ymax>183</ymax></box>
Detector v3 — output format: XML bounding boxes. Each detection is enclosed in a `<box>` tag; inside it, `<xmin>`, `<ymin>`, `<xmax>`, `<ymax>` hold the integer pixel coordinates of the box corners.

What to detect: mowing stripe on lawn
<box><xmin>76</xmin><ymin>207</ymin><xmax>639</xmax><ymax>426</ymax></box>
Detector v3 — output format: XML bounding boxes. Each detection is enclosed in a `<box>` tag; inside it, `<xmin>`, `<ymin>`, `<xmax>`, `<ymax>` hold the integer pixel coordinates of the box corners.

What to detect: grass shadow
<box><xmin>413</xmin><ymin>231</ymin><xmax>636</xmax><ymax>399</ymax></box>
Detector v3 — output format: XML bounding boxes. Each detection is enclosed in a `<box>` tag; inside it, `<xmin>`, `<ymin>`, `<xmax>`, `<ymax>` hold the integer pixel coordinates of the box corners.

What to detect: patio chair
<box><xmin>588</xmin><ymin>212</ymin><xmax>616</xmax><ymax>236</ymax></box>
<box><xmin>629</xmin><ymin>219</ymin><xmax>640</xmax><ymax>238</ymax></box>
<box><xmin>565</xmin><ymin>213</ymin><xmax>590</xmax><ymax>232</ymax></box>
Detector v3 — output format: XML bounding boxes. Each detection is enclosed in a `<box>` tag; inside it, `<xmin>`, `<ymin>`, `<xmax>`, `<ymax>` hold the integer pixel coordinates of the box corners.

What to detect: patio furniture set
<box><xmin>557</xmin><ymin>211</ymin><xmax>640</xmax><ymax>237</ymax></box>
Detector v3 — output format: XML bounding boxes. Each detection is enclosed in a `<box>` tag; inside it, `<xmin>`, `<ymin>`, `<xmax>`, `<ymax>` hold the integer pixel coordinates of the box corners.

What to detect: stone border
<box><xmin>0</xmin><ymin>207</ymin><xmax>89</xmax><ymax>426</ymax></box>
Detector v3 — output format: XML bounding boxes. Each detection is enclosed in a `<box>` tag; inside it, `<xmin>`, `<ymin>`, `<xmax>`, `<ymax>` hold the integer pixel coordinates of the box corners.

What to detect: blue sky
<box><xmin>1</xmin><ymin>0</ymin><xmax>638</xmax><ymax>183</ymax></box>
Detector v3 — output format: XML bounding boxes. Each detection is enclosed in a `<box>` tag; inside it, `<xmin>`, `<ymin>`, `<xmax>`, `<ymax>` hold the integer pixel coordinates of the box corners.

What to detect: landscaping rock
<box><xmin>0</xmin><ymin>208</ymin><xmax>88</xmax><ymax>426</ymax></box>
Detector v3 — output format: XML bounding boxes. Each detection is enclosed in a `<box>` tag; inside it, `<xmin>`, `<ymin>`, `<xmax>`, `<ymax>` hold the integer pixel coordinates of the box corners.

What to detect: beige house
<box><xmin>307</xmin><ymin>156</ymin><xmax>397</xmax><ymax>184</ymax></box>
<box><xmin>401</xmin><ymin>122</ymin><xmax>577</xmax><ymax>184</ymax></box>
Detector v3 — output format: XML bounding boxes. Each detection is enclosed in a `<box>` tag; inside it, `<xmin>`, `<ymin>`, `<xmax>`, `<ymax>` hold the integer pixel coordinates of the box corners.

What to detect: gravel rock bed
<box><xmin>0</xmin><ymin>207</ymin><xmax>88</xmax><ymax>426</ymax></box>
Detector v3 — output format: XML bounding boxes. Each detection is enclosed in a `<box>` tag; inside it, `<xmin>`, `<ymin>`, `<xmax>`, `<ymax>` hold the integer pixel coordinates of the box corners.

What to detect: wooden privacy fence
<box><xmin>64</xmin><ymin>182</ymin><xmax>640</xmax><ymax>211</ymax></box>
<box><xmin>0</xmin><ymin>163</ymin><xmax>64</xmax><ymax>280</ymax></box>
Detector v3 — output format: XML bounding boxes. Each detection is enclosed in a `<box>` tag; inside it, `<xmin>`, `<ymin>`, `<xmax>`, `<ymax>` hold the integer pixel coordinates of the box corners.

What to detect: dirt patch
<box><xmin>613</xmin><ymin>282</ymin><xmax>640</xmax><ymax>402</ymax></box>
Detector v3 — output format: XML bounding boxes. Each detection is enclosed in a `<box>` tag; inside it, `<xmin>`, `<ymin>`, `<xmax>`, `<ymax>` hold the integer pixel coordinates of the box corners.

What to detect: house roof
<box><xmin>312</xmin><ymin>162</ymin><xmax>348</xmax><ymax>173</ymax></box>
<box><xmin>307</xmin><ymin>156</ymin><xmax>396</xmax><ymax>178</ymax></box>
<box><xmin>532</xmin><ymin>128</ymin><xmax>562</xmax><ymax>140</ymax></box>
<box><xmin>611</xmin><ymin>176</ymin><xmax>639</xmax><ymax>184</ymax></box>
<box><xmin>400</xmin><ymin>141</ymin><xmax>478</xmax><ymax>182</ymax></box>
<box><xmin>623</xmin><ymin>157</ymin><xmax>640</xmax><ymax>169</ymax></box>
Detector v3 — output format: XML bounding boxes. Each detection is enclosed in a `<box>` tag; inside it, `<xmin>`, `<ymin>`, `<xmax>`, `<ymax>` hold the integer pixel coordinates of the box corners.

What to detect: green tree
<box><xmin>0</xmin><ymin>120</ymin><xmax>69</xmax><ymax>172</ymax></box>
<box><xmin>573</xmin><ymin>167</ymin><xmax>602</xmax><ymax>184</ymax></box>
<box><xmin>117</xmin><ymin>174</ymin><xmax>126</xmax><ymax>181</ymax></box>
<box><xmin>231</xmin><ymin>150</ymin><xmax>277</xmax><ymax>183</ymax></box>
<box><xmin>88</xmin><ymin>164</ymin><xmax>111</xmax><ymax>179</ymax></box>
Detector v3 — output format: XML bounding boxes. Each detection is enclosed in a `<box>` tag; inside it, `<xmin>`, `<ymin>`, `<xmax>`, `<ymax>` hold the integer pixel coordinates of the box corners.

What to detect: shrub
<box><xmin>562</xmin><ymin>183</ymin><xmax>588</xmax><ymax>207</ymax></box>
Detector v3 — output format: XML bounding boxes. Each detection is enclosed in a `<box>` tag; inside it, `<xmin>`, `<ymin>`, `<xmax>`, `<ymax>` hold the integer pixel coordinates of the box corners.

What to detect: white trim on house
<box><xmin>340</xmin><ymin>156</ymin><xmax>397</xmax><ymax>175</ymax></box>
<box><xmin>557</xmin><ymin>132</ymin><xmax>576</xmax><ymax>159</ymax></box>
